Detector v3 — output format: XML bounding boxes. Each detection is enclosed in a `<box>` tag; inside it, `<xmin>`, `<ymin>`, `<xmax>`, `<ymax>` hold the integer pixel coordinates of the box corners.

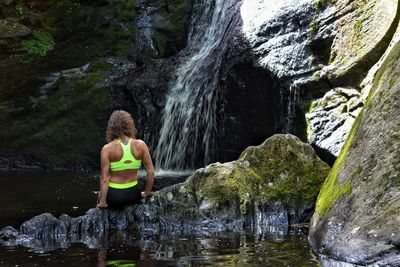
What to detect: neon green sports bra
<box><xmin>110</xmin><ymin>139</ymin><xmax>141</xmax><ymax>171</ymax></box>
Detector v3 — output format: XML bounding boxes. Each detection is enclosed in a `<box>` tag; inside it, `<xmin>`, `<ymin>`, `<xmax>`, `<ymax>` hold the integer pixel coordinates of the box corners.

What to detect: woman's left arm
<box><xmin>97</xmin><ymin>145</ymin><xmax>110</xmax><ymax>208</ymax></box>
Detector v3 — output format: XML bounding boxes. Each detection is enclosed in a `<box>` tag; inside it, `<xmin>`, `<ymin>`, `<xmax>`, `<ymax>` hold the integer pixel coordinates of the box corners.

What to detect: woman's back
<box><xmin>97</xmin><ymin>110</ymin><xmax>154</xmax><ymax>209</ymax></box>
<box><xmin>107</xmin><ymin>138</ymin><xmax>143</xmax><ymax>183</ymax></box>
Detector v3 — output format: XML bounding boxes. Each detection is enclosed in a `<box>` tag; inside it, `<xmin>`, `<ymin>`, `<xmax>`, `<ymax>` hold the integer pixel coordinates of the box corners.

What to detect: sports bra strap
<box><xmin>110</xmin><ymin>138</ymin><xmax>142</xmax><ymax>171</ymax></box>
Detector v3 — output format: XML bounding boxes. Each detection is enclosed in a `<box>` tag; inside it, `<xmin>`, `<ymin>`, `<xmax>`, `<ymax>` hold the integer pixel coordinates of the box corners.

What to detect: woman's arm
<box><xmin>141</xmin><ymin>142</ymin><xmax>154</xmax><ymax>198</ymax></box>
<box><xmin>97</xmin><ymin>145</ymin><xmax>110</xmax><ymax>208</ymax></box>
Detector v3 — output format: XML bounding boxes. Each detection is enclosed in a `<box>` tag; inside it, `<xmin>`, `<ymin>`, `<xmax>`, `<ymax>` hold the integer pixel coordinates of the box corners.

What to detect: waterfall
<box><xmin>154</xmin><ymin>0</ymin><xmax>238</xmax><ymax>170</ymax></box>
<box><xmin>283</xmin><ymin>83</ymin><xmax>300</xmax><ymax>133</ymax></box>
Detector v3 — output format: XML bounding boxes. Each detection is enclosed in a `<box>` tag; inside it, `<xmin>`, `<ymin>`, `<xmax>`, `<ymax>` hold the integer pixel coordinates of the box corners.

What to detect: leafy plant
<box><xmin>15</xmin><ymin>3</ymin><xmax>24</xmax><ymax>17</ymax></box>
<box><xmin>22</xmin><ymin>30</ymin><xmax>55</xmax><ymax>57</ymax></box>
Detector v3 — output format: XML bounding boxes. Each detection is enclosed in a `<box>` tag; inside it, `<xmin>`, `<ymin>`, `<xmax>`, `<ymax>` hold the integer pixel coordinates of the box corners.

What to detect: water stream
<box><xmin>154</xmin><ymin>0</ymin><xmax>238</xmax><ymax>171</ymax></box>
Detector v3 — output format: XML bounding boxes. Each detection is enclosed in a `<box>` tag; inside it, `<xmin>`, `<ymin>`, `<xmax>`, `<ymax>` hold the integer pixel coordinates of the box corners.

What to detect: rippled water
<box><xmin>0</xmin><ymin>171</ymin><xmax>323</xmax><ymax>266</ymax></box>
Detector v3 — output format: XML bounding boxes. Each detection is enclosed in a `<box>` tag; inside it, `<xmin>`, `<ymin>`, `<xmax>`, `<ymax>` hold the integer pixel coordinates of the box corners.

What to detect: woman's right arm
<box><xmin>97</xmin><ymin>145</ymin><xmax>110</xmax><ymax>208</ymax></box>
<box><xmin>141</xmin><ymin>142</ymin><xmax>154</xmax><ymax>198</ymax></box>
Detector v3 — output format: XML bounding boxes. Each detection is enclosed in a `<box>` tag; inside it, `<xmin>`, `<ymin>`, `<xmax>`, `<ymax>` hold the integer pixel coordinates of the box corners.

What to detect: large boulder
<box><xmin>0</xmin><ymin>134</ymin><xmax>329</xmax><ymax>250</ymax></box>
<box><xmin>309</xmin><ymin>39</ymin><xmax>400</xmax><ymax>266</ymax></box>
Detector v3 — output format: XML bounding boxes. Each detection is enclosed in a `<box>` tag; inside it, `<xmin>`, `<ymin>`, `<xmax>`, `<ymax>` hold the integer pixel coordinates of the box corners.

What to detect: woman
<box><xmin>97</xmin><ymin>110</ymin><xmax>154</xmax><ymax>209</ymax></box>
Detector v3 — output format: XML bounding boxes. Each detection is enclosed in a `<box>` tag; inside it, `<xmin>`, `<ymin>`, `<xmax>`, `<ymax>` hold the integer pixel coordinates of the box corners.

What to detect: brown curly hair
<box><xmin>106</xmin><ymin>110</ymin><xmax>137</xmax><ymax>142</ymax></box>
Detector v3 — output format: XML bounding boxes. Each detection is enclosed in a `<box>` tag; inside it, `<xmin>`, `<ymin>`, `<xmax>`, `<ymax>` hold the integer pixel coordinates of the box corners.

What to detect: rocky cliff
<box><xmin>0</xmin><ymin>0</ymin><xmax>192</xmax><ymax>169</ymax></box>
<box><xmin>309</xmin><ymin>28</ymin><xmax>400</xmax><ymax>267</ymax></box>
<box><xmin>305</xmin><ymin>0</ymin><xmax>400</xmax><ymax>162</ymax></box>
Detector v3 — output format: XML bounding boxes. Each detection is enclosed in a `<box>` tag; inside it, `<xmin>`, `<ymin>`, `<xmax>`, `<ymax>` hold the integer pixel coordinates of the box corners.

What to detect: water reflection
<box><xmin>94</xmin><ymin>232</ymin><xmax>319</xmax><ymax>267</ymax></box>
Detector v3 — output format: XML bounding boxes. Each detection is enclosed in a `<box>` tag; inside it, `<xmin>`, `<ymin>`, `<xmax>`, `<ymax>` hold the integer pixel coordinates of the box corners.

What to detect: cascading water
<box><xmin>154</xmin><ymin>0</ymin><xmax>238</xmax><ymax>171</ymax></box>
<box><xmin>283</xmin><ymin>83</ymin><xmax>300</xmax><ymax>133</ymax></box>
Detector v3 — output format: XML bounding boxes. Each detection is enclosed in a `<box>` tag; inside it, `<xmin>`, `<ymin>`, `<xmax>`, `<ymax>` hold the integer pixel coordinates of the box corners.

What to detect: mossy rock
<box><xmin>145</xmin><ymin>134</ymin><xmax>330</xmax><ymax>226</ymax></box>
<box><xmin>325</xmin><ymin>0</ymin><xmax>399</xmax><ymax>86</ymax></box>
<box><xmin>309</xmin><ymin>40</ymin><xmax>400</xmax><ymax>265</ymax></box>
<box><xmin>0</xmin><ymin>64</ymin><xmax>110</xmax><ymax>168</ymax></box>
<box><xmin>198</xmin><ymin>134</ymin><xmax>330</xmax><ymax>211</ymax></box>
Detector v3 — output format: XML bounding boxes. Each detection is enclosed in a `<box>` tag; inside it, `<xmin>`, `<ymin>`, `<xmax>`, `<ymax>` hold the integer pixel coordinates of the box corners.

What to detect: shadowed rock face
<box><xmin>1</xmin><ymin>134</ymin><xmax>329</xmax><ymax>251</ymax></box>
<box><xmin>309</xmin><ymin>41</ymin><xmax>400</xmax><ymax>266</ymax></box>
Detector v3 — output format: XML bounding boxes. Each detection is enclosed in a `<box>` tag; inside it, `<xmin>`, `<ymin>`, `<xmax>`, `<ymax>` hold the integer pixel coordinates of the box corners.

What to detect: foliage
<box><xmin>15</xmin><ymin>3</ymin><xmax>24</xmax><ymax>17</ymax></box>
<box><xmin>21</xmin><ymin>30</ymin><xmax>55</xmax><ymax>57</ymax></box>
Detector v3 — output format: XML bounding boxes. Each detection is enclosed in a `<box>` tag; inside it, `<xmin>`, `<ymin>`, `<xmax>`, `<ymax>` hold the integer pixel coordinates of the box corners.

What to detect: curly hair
<box><xmin>106</xmin><ymin>110</ymin><xmax>137</xmax><ymax>142</ymax></box>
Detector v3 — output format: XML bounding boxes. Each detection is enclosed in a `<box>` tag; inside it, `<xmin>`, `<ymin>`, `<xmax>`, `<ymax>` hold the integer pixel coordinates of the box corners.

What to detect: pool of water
<box><xmin>0</xmin><ymin>233</ymin><xmax>319</xmax><ymax>267</ymax></box>
<box><xmin>0</xmin><ymin>171</ymin><xmax>98</xmax><ymax>228</ymax></box>
<box><xmin>0</xmin><ymin>171</ymin><xmax>323</xmax><ymax>266</ymax></box>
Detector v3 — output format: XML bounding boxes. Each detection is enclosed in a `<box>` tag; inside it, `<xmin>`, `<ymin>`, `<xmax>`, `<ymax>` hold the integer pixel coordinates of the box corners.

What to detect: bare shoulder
<box><xmin>135</xmin><ymin>139</ymin><xmax>148</xmax><ymax>149</ymax></box>
<box><xmin>102</xmin><ymin>142</ymin><xmax>115</xmax><ymax>153</ymax></box>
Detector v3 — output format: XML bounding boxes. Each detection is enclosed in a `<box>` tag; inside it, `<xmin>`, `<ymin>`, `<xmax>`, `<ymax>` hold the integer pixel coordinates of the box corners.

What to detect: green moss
<box><xmin>309</xmin><ymin>18</ymin><xmax>318</xmax><ymax>38</ymax></box>
<box><xmin>312</xmin><ymin>71</ymin><xmax>321</xmax><ymax>81</ymax></box>
<box><xmin>89</xmin><ymin>61</ymin><xmax>113</xmax><ymax>72</ymax></box>
<box><xmin>316</xmin><ymin>44</ymin><xmax>400</xmax><ymax>214</ymax></box>
<box><xmin>106</xmin><ymin>260</ymin><xmax>136</xmax><ymax>267</ymax></box>
<box><xmin>306</xmin><ymin>101</ymin><xmax>317</xmax><ymax>138</ymax></box>
<box><xmin>351</xmin><ymin>164</ymin><xmax>363</xmax><ymax>178</ymax></box>
<box><xmin>21</xmin><ymin>30</ymin><xmax>55</xmax><ymax>57</ymax></box>
<box><xmin>202</xmin><ymin>136</ymin><xmax>330</xmax><ymax>210</ymax></box>
<box><xmin>315</xmin><ymin>93</ymin><xmax>372</xmax><ymax>217</ymax></box>
<box><xmin>315</xmin><ymin>109</ymin><xmax>365</xmax><ymax>216</ymax></box>
<box><xmin>15</xmin><ymin>3</ymin><xmax>24</xmax><ymax>17</ymax></box>
<box><xmin>314</xmin><ymin>0</ymin><xmax>331</xmax><ymax>9</ymax></box>
<box><xmin>152</xmin><ymin>31</ymin><xmax>167</xmax><ymax>57</ymax></box>
<box><xmin>328</xmin><ymin>50</ymin><xmax>337</xmax><ymax>65</ymax></box>
<box><xmin>353</xmin><ymin>12</ymin><xmax>370</xmax><ymax>39</ymax></box>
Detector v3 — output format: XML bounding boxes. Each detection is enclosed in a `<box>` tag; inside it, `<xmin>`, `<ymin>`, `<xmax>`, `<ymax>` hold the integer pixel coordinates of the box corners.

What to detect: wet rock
<box><xmin>134</xmin><ymin>0</ymin><xmax>192</xmax><ymax>62</ymax></box>
<box><xmin>0</xmin><ymin>134</ymin><xmax>329</xmax><ymax>250</ymax></box>
<box><xmin>306</xmin><ymin>87</ymin><xmax>363</xmax><ymax>160</ymax></box>
<box><xmin>0</xmin><ymin>19</ymin><xmax>31</xmax><ymax>38</ymax></box>
<box><xmin>309</xmin><ymin>40</ymin><xmax>400</xmax><ymax>265</ymax></box>
<box><xmin>109</xmin><ymin>56</ymin><xmax>182</xmax><ymax>150</ymax></box>
<box><xmin>0</xmin><ymin>226</ymin><xmax>19</xmax><ymax>242</ymax></box>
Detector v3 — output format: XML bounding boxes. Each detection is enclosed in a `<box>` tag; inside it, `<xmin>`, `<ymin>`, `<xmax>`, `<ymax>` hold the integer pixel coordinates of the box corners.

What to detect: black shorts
<box><xmin>106</xmin><ymin>181</ymin><xmax>141</xmax><ymax>209</ymax></box>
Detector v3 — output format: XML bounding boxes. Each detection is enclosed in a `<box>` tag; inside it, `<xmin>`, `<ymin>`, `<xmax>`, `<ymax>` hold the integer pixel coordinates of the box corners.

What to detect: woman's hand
<box><xmin>141</xmin><ymin>191</ymin><xmax>151</xmax><ymax>198</ymax></box>
<box><xmin>96</xmin><ymin>202</ymin><xmax>108</xmax><ymax>208</ymax></box>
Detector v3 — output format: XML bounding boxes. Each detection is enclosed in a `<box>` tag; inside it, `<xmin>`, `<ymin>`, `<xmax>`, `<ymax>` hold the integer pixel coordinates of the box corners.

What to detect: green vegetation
<box><xmin>21</xmin><ymin>30</ymin><xmax>55</xmax><ymax>57</ymax></box>
<box><xmin>328</xmin><ymin>50</ymin><xmax>337</xmax><ymax>64</ymax></box>
<box><xmin>314</xmin><ymin>111</ymin><xmax>362</xmax><ymax>216</ymax></box>
<box><xmin>314</xmin><ymin>0</ymin><xmax>332</xmax><ymax>9</ymax></box>
<box><xmin>353</xmin><ymin>13</ymin><xmax>370</xmax><ymax>39</ymax></box>
<box><xmin>15</xmin><ymin>3</ymin><xmax>24</xmax><ymax>17</ymax></box>
<box><xmin>0</xmin><ymin>0</ymin><xmax>193</xmax><ymax>167</ymax></box>
<box><xmin>306</xmin><ymin>100</ymin><xmax>317</xmax><ymax>138</ymax></box>
<box><xmin>89</xmin><ymin>60</ymin><xmax>113</xmax><ymax>72</ymax></box>
<box><xmin>309</xmin><ymin>18</ymin><xmax>318</xmax><ymax>38</ymax></box>
<box><xmin>201</xmin><ymin>136</ymin><xmax>330</xmax><ymax>211</ymax></box>
<box><xmin>0</xmin><ymin>68</ymin><xmax>110</xmax><ymax>166</ymax></box>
